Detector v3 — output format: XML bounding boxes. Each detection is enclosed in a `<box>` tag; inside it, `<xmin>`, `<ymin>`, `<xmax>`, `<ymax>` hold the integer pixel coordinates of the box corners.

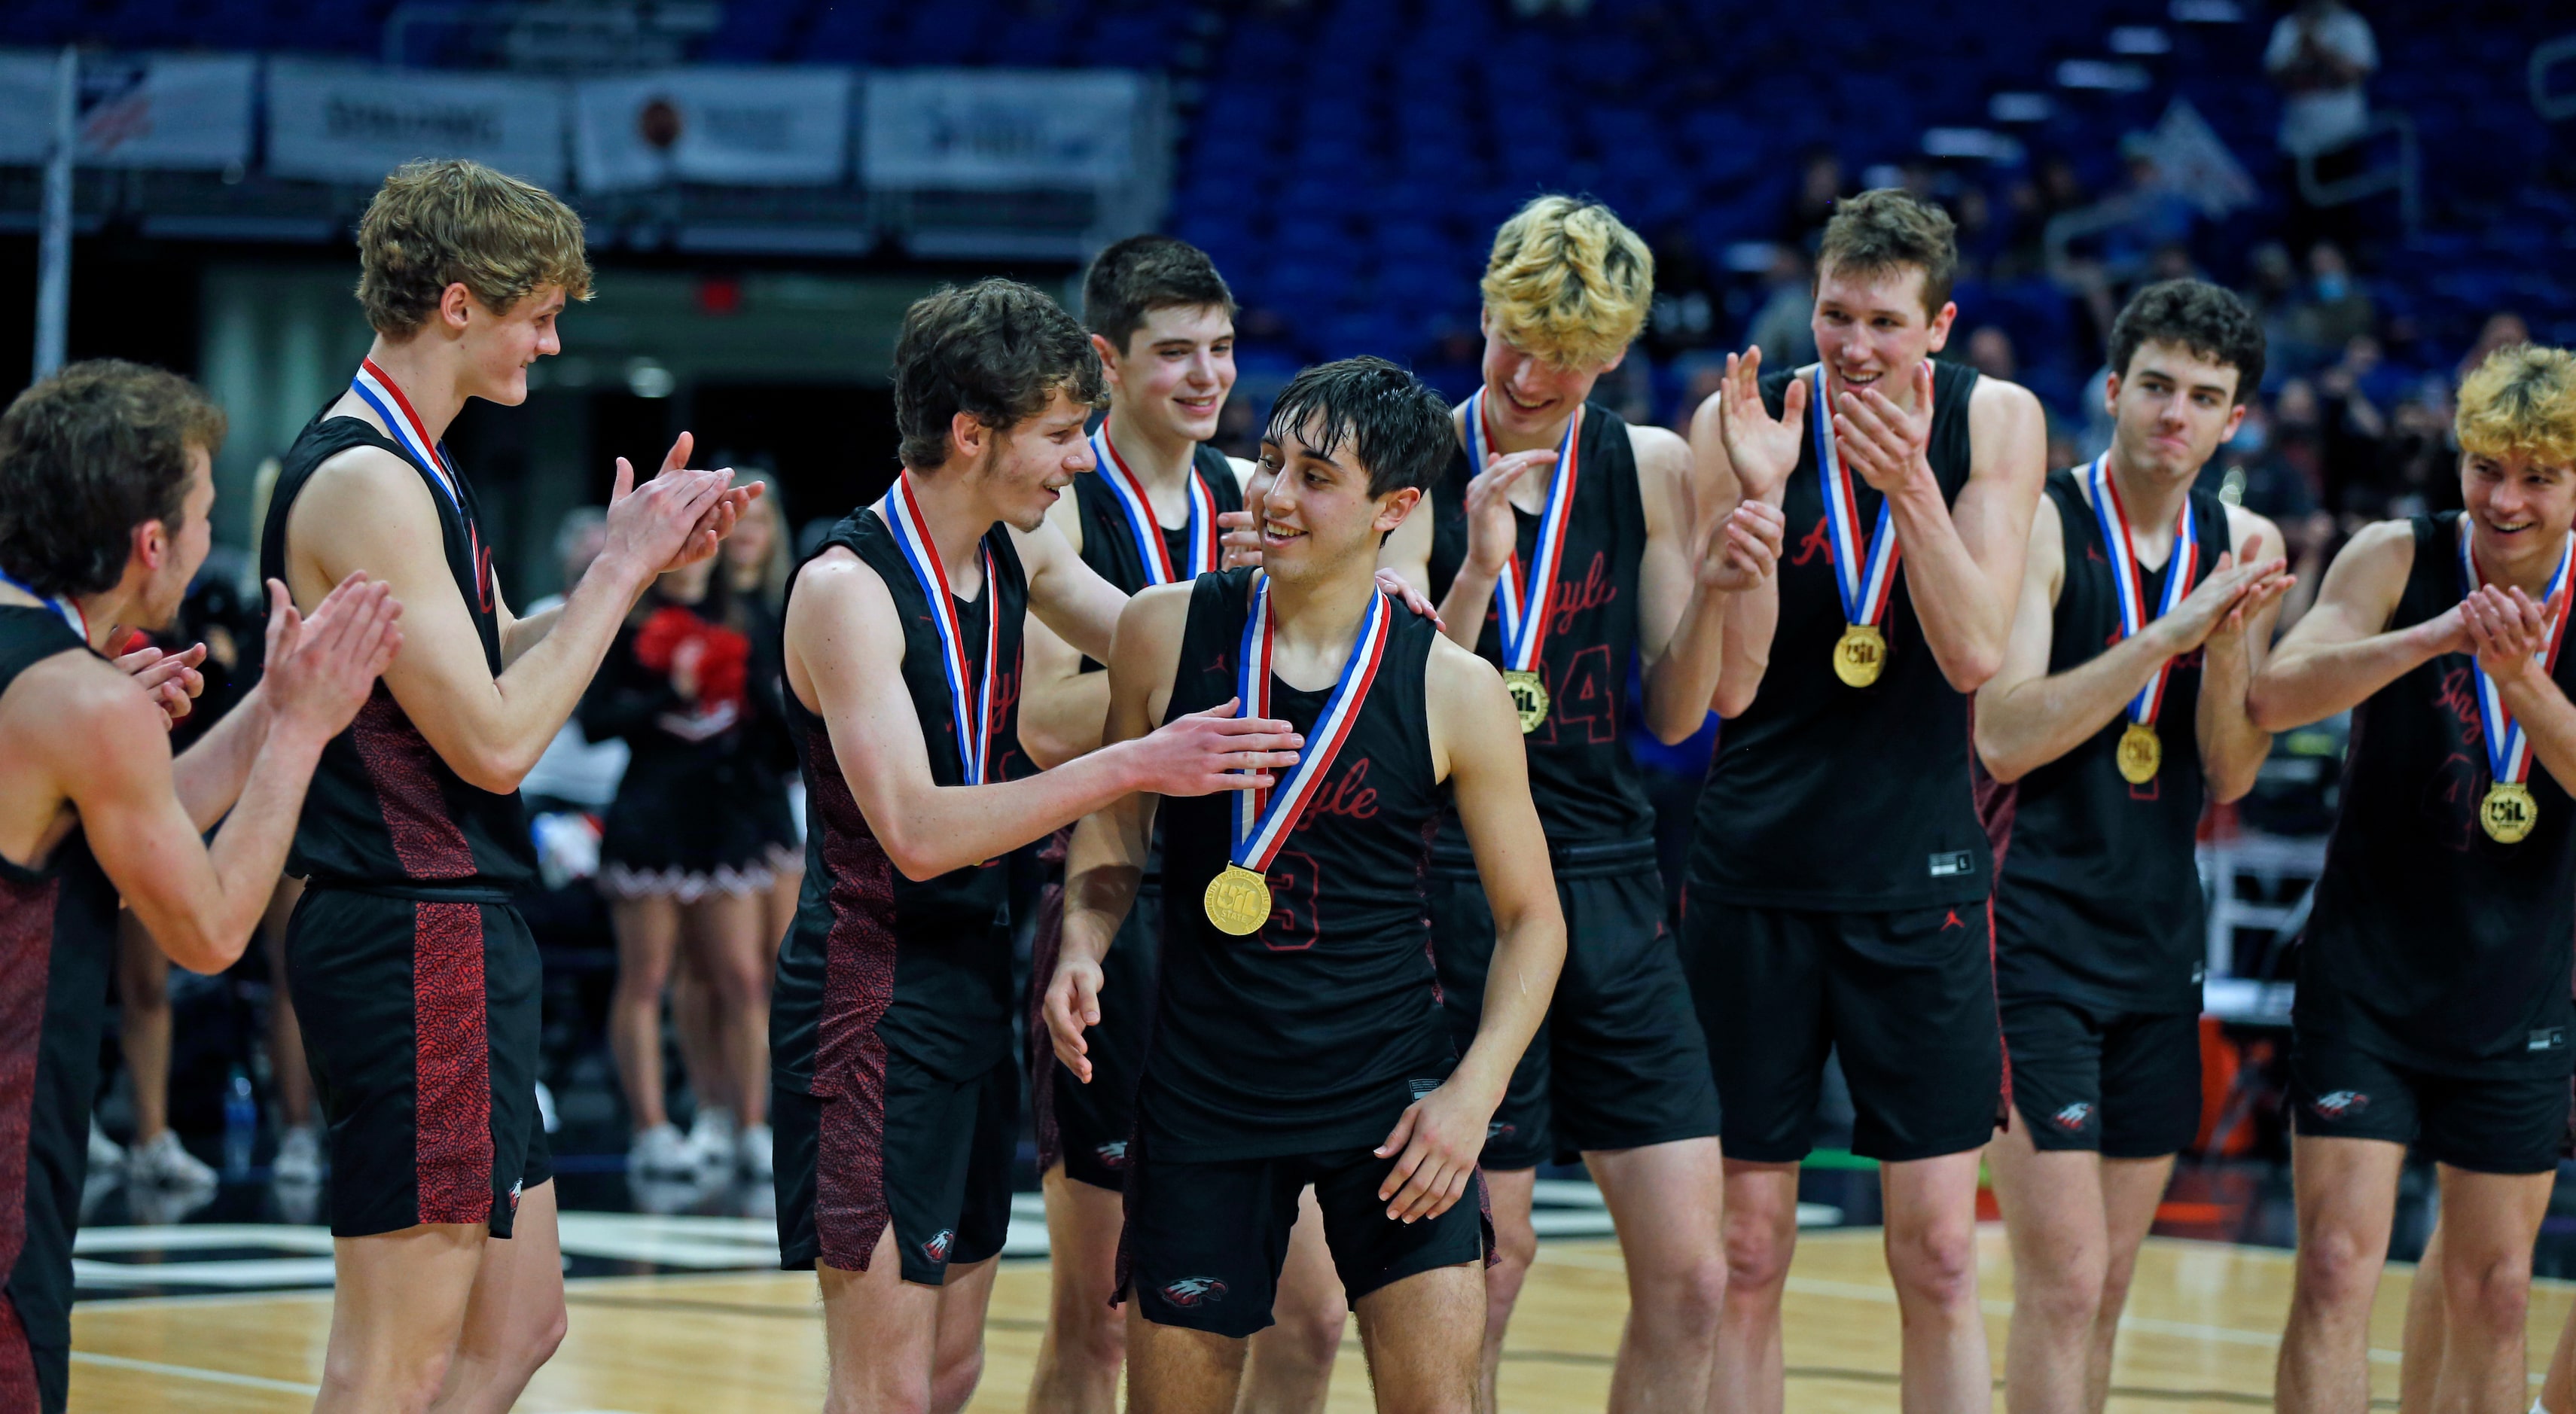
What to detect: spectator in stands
<box><xmin>2227</xmin><ymin>389</ymin><xmax>2335</xmax><ymax>626</ymax></box>
<box><xmin>1744</xmin><ymin>244</ymin><xmax>1818</xmax><ymax>370</ymax></box>
<box><xmin>520</xmin><ymin>507</ymin><xmax>630</xmax><ymax>814</ymax></box>
<box><xmin>1779</xmin><ymin>144</ymin><xmax>1847</xmax><ymax>251</ymax></box>
<box><xmin>2458</xmin><ymin>310</ymin><xmax>2532</xmax><ymax>382</ymax></box>
<box><xmin>1966</xmin><ymin>325</ymin><xmax>2017</xmax><ymax>384</ymax></box>
<box><xmin>2265</xmin><ymin>0</ymin><xmax>2379</xmax><ymax>255</ymax></box>
<box><xmin>2285</xmin><ymin>242</ymin><xmax>2377</xmax><ymax>358</ymax></box>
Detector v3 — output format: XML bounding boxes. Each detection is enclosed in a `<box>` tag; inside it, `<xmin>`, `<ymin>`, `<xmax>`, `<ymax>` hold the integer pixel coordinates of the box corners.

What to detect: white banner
<box><xmin>0</xmin><ymin>51</ymin><xmax>255</xmax><ymax>169</ymax></box>
<box><xmin>863</xmin><ymin>69</ymin><xmax>1142</xmax><ymax>190</ymax></box>
<box><xmin>267</xmin><ymin>59</ymin><xmax>567</xmax><ymax>188</ymax></box>
<box><xmin>574</xmin><ymin>67</ymin><xmax>851</xmax><ymax>192</ymax></box>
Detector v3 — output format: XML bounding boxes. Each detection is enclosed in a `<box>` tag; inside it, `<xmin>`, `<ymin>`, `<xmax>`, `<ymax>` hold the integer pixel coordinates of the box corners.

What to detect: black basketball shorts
<box><xmin>2290</xmin><ymin>1022</ymin><xmax>2568</xmax><ymax>1175</ymax></box>
<box><xmin>287</xmin><ymin>886</ymin><xmax>552</xmax><ymax>1238</ymax></box>
<box><xmin>1431</xmin><ymin>861</ymin><xmax>1720</xmax><ymax>1170</ymax></box>
<box><xmin>2001</xmin><ymin>995</ymin><xmax>2202</xmax><ymax>1160</ymax></box>
<box><xmin>1119</xmin><ymin>1138</ymin><xmax>1489</xmax><ymax>1339</ymax></box>
<box><xmin>776</xmin><ymin>1048</ymin><xmax>1016</xmax><ymax>1285</ymax></box>
<box><xmin>1030</xmin><ymin>880</ymin><xmax>1161</xmax><ymax>1191</ymax></box>
<box><xmin>1685</xmin><ymin>898</ymin><xmax>2006</xmax><ymax>1164</ymax></box>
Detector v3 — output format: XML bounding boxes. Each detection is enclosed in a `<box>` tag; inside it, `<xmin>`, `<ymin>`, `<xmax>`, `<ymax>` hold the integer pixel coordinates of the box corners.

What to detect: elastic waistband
<box><xmin>1431</xmin><ymin>836</ymin><xmax>1659</xmax><ymax>881</ymax></box>
<box><xmin>302</xmin><ymin>877</ymin><xmax>517</xmax><ymax>906</ymax></box>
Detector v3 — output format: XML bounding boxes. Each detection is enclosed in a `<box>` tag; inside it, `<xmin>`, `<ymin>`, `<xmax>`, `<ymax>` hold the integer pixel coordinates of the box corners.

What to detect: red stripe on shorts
<box><xmin>0</xmin><ymin>876</ymin><xmax>57</xmax><ymax>1284</ymax></box>
<box><xmin>413</xmin><ymin>901</ymin><xmax>492</xmax><ymax>1224</ymax></box>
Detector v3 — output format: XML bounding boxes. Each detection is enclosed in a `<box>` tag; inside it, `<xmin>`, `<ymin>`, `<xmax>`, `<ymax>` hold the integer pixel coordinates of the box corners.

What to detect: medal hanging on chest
<box><xmin>349</xmin><ymin>359</ymin><xmax>468</xmax><ymax>522</ymax></box>
<box><xmin>2087</xmin><ymin>456</ymin><xmax>2200</xmax><ymax>785</ymax></box>
<box><xmin>1811</xmin><ymin>367</ymin><xmax>1903</xmax><ymax>688</ymax></box>
<box><xmin>1464</xmin><ymin>390</ymin><xmax>1581</xmax><ymax>732</ymax></box>
<box><xmin>1204</xmin><ymin>573</ymin><xmax>1392</xmax><ymax>936</ymax></box>
<box><xmin>874</xmin><ymin>477</ymin><xmax>1002</xmax><ymax>786</ymax></box>
<box><xmin>2456</xmin><ymin>517</ymin><xmax>2573</xmax><ymax>844</ymax></box>
<box><xmin>1091</xmin><ymin>425</ymin><xmax>1218</xmax><ymax>587</ymax></box>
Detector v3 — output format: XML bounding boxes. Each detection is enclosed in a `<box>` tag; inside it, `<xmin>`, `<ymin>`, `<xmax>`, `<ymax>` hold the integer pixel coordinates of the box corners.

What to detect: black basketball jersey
<box><xmin>1142</xmin><ymin>568</ymin><xmax>1453</xmax><ymax>1161</ymax></box>
<box><xmin>1072</xmin><ymin>442</ymin><xmax>1245</xmax><ymax>653</ymax></box>
<box><xmin>0</xmin><ymin>608</ymin><xmax>117</xmax><ymax>1361</ymax></box>
<box><xmin>1691</xmin><ymin>361</ymin><xmax>1987</xmax><ymax>911</ymax></box>
<box><xmin>258</xmin><ymin>413</ymin><xmax>533</xmax><ymax>898</ymax></box>
<box><xmin>773</xmin><ymin>505</ymin><xmax>1032</xmax><ymax>1089</ymax></box>
<box><xmin>1989</xmin><ymin>468</ymin><xmax>2232</xmax><ymax>1013</ymax></box>
<box><xmin>1426</xmin><ymin>402</ymin><xmax>1654</xmax><ymax>866</ymax></box>
<box><xmin>2299</xmin><ymin>513</ymin><xmax>2576</xmax><ymax>1077</ymax></box>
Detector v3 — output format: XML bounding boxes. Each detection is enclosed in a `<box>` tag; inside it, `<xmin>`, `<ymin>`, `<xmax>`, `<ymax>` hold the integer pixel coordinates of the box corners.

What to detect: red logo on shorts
<box><xmin>1942</xmin><ymin>910</ymin><xmax>1965</xmax><ymax>930</ymax></box>
<box><xmin>1161</xmin><ymin>1277</ymin><xmax>1228</xmax><ymax>1307</ymax></box>
<box><xmin>922</xmin><ymin>1229</ymin><xmax>956</xmax><ymax>1263</ymax></box>
<box><xmin>2310</xmin><ymin>1090</ymin><xmax>2370</xmax><ymax>1120</ymax></box>
<box><xmin>2052</xmin><ymin>1103</ymin><xmax>2093</xmax><ymax>1132</ymax></box>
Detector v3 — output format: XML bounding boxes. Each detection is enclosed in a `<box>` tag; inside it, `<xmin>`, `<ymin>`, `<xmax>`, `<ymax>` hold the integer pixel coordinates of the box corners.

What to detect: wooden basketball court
<box><xmin>67</xmin><ymin>1227</ymin><xmax>2569</xmax><ymax>1410</ymax></box>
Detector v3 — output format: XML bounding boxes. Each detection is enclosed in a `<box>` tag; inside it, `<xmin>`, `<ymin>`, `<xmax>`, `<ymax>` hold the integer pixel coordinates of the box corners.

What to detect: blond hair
<box><xmin>357</xmin><ymin>159</ymin><xmax>593</xmax><ymax>337</ymax></box>
<box><xmin>2456</xmin><ymin>343</ymin><xmax>2576</xmax><ymax>469</ymax></box>
<box><xmin>1479</xmin><ymin>196</ymin><xmax>1653</xmax><ymax>370</ymax></box>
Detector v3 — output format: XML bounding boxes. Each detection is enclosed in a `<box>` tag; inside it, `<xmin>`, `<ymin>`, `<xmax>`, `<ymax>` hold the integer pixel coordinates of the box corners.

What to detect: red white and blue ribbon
<box><xmin>873</xmin><ymin>476</ymin><xmax>1002</xmax><ymax>785</ymax></box>
<box><xmin>2456</xmin><ymin>514</ymin><xmax>2574</xmax><ymax>794</ymax></box>
<box><xmin>1464</xmin><ymin>389</ymin><xmax>1581</xmax><ymax>674</ymax></box>
<box><xmin>348</xmin><ymin>359</ymin><xmax>464</xmax><ymax>518</ymax></box>
<box><xmin>1090</xmin><ymin>425</ymin><xmax>1218</xmax><ymax>585</ymax></box>
<box><xmin>0</xmin><ymin>568</ymin><xmax>84</xmax><ymax>640</ymax></box>
<box><xmin>1228</xmin><ymin>572</ymin><xmax>1391</xmax><ymax>872</ymax></box>
<box><xmin>2087</xmin><ymin>454</ymin><xmax>2201</xmax><ymax>727</ymax></box>
<box><xmin>1812</xmin><ymin>366</ymin><xmax>1901</xmax><ymax>630</ymax></box>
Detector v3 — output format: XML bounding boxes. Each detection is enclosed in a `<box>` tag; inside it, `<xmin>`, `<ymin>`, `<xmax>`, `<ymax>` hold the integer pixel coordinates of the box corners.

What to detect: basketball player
<box><xmin>1364</xmin><ymin>194</ymin><xmax>1782</xmax><ymax>1409</ymax></box>
<box><xmin>1044</xmin><ymin>355</ymin><xmax>1565</xmax><ymax>1412</ymax></box>
<box><xmin>773</xmin><ymin>278</ymin><xmax>1309</xmax><ymax>1413</ymax></box>
<box><xmin>1970</xmin><ymin>281</ymin><xmax>2291</xmax><ymax>1412</ymax></box>
<box><xmin>264</xmin><ymin>159</ymin><xmax>755</xmax><ymax>1412</ymax></box>
<box><xmin>1023</xmin><ymin>236</ymin><xmax>1359</xmax><ymax>1413</ymax></box>
<box><xmin>2249</xmin><ymin>343</ymin><xmax>2576</xmax><ymax>1412</ymax></box>
<box><xmin>0</xmin><ymin>361</ymin><xmax>401</xmax><ymax>1412</ymax></box>
<box><xmin>1682</xmin><ymin>187</ymin><xmax>2048</xmax><ymax>1409</ymax></box>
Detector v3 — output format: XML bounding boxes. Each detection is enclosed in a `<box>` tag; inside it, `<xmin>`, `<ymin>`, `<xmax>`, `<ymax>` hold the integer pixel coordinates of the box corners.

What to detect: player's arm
<box><xmin>1017</xmin><ymin>489</ymin><xmax>1111</xmax><ymax>769</ymax></box>
<box><xmin>1834</xmin><ymin>367</ymin><xmax>2047</xmax><ymax>691</ymax></box>
<box><xmin>1014</xmin><ymin>514</ymin><xmax>1131</xmax><ymax>666</ymax></box>
<box><xmin>1687</xmin><ymin>350</ymin><xmax>1800</xmax><ymax>718</ymax></box>
<box><xmin>166</xmin><ymin>577</ymin><xmax>404</xmax><ymax>829</ymax></box>
<box><xmin>788</xmin><ymin>554</ymin><xmax>1294</xmax><ymax>882</ymax></box>
<box><xmin>1040</xmin><ymin>585</ymin><xmax>1190</xmax><ymax>1082</ymax></box>
<box><xmin>2248</xmin><ymin>520</ymin><xmax>2436</xmax><ymax>730</ymax></box>
<box><xmin>2197</xmin><ymin>507</ymin><xmax>2294</xmax><ymax>801</ymax></box>
<box><xmin>1432</xmin><ymin>445</ymin><xmax>1559</xmax><ymax>652</ymax></box>
<box><xmin>288</xmin><ymin>443</ymin><xmax>732</xmax><ymax>794</ymax></box>
<box><xmin>1636</xmin><ymin>424</ymin><xmax>1787</xmax><ymax>742</ymax></box>
<box><xmin>69</xmin><ymin>580</ymin><xmax>399</xmax><ymax>972</ymax></box>
<box><xmin>1377</xmin><ymin>639</ymin><xmax>1565</xmax><ymax>1224</ymax></box>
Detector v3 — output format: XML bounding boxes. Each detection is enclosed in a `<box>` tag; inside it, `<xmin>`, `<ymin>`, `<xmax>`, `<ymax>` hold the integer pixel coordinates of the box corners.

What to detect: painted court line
<box><xmin>69</xmin><ymin>1350</ymin><xmax>320</xmax><ymax>1395</ymax></box>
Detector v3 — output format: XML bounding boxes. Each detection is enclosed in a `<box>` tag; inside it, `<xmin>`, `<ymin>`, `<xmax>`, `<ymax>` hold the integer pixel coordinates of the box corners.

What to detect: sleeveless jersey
<box><xmin>1426</xmin><ymin>401</ymin><xmax>1653</xmax><ymax>869</ymax></box>
<box><xmin>773</xmin><ymin>507</ymin><xmax>1031</xmax><ymax>1089</ymax></box>
<box><xmin>2298</xmin><ymin>512</ymin><xmax>2576</xmax><ymax>1077</ymax></box>
<box><xmin>1691</xmin><ymin>361</ymin><xmax>1987</xmax><ymax>911</ymax></box>
<box><xmin>1988</xmin><ymin>468</ymin><xmax>2232</xmax><ymax>1013</ymax></box>
<box><xmin>258</xmin><ymin>413</ymin><xmax>533</xmax><ymax>898</ymax></box>
<box><xmin>0</xmin><ymin>609</ymin><xmax>117</xmax><ymax>1362</ymax></box>
<box><xmin>1142</xmin><ymin>568</ymin><xmax>1452</xmax><ymax>1161</ymax></box>
<box><xmin>1071</xmin><ymin>442</ymin><xmax>1244</xmax><ymax>670</ymax></box>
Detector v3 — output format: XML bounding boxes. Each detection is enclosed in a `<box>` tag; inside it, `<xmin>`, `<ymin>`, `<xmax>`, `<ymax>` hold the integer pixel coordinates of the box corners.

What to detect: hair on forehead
<box><xmin>1263</xmin><ymin>357</ymin><xmax>1456</xmax><ymax>498</ymax></box>
<box><xmin>2108</xmin><ymin>279</ymin><xmax>2265</xmax><ymax>405</ymax></box>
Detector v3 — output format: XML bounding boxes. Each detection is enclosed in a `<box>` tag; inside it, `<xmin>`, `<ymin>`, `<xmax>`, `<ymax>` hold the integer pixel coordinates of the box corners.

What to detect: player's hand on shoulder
<box><xmin>1374</xmin><ymin>1080</ymin><xmax>1488</xmax><ymax>1223</ymax></box>
<box><xmin>261</xmin><ymin>574</ymin><xmax>404</xmax><ymax>744</ymax></box>
<box><xmin>1128</xmin><ymin>695</ymin><xmax>1303</xmax><ymax>797</ymax></box>
<box><xmin>114</xmin><ymin>640</ymin><xmax>207</xmax><ymax>728</ymax></box>
<box><xmin>1373</xmin><ymin>570</ymin><xmax>1442</xmax><ymax>627</ymax></box>
<box><xmin>1041</xmin><ymin>951</ymin><xmax>1105</xmax><ymax>1083</ymax></box>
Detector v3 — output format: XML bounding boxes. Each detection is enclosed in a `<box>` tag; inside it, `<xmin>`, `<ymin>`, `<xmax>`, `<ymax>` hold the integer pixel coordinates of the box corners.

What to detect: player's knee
<box><xmin>2017</xmin><ymin>1251</ymin><xmax>2106</xmax><ymax>1331</ymax></box>
<box><xmin>2443</xmin><ymin>1247</ymin><xmax>2533</xmax><ymax>1334</ymax></box>
<box><xmin>1636</xmin><ymin>1248</ymin><xmax>1728</xmax><ymax>1334</ymax></box>
<box><xmin>929</xmin><ymin>1341</ymin><xmax>986</xmax><ymax>1413</ymax></box>
<box><xmin>324</xmin><ymin>1345</ymin><xmax>454</xmax><ymax>1414</ymax></box>
<box><xmin>1721</xmin><ymin>1211</ymin><xmax>1794</xmax><ymax>1297</ymax></box>
<box><xmin>1269</xmin><ymin>1296</ymin><xmax>1349</xmax><ymax>1370</ymax></box>
<box><xmin>515</xmin><ymin>1299</ymin><xmax>569</xmax><ymax>1377</ymax></box>
<box><xmin>2292</xmin><ymin>1223</ymin><xmax>2381</xmax><ymax>1309</ymax></box>
<box><xmin>1886</xmin><ymin>1220</ymin><xmax>1979</xmax><ymax>1312</ymax></box>
<box><xmin>1059</xmin><ymin>1297</ymin><xmax>1127</xmax><ymax>1373</ymax></box>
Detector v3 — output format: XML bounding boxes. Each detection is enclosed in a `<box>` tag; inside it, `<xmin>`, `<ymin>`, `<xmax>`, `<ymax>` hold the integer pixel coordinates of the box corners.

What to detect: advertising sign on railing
<box><xmin>574</xmin><ymin>67</ymin><xmax>852</xmax><ymax>192</ymax></box>
<box><xmin>266</xmin><ymin>58</ymin><xmax>567</xmax><ymax>187</ymax></box>
<box><xmin>862</xmin><ymin>69</ymin><xmax>1142</xmax><ymax>190</ymax></box>
<box><xmin>0</xmin><ymin>50</ymin><xmax>255</xmax><ymax>169</ymax></box>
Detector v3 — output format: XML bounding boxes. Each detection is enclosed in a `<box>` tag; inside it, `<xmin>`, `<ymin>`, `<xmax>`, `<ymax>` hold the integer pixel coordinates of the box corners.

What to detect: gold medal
<box><xmin>1203</xmin><ymin>864</ymin><xmax>1273</xmax><ymax>935</ymax></box>
<box><xmin>2116</xmin><ymin>722</ymin><xmax>2162</xmax><ymax>785</ymax></box>
<box><xmin>1502</xmin><ymin>668</ymin><xmax>1550</xmax><ymax>733</ymax></box>
<box><xmin>1832</xmin><ymin>624</ymin><xmax>1886</xmax><ymax>688</ymax></box>
<box><xmin>2483</xmin><ymin>782</ymin><xmax>2538</xmax><ymax>845</ymax></box>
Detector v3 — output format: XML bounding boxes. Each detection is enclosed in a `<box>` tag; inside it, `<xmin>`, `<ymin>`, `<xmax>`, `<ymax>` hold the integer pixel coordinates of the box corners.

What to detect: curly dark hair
<box><xmin>0</xmin><ymin>360</ymin><xmax>224</xmax><ymax>599</ymax></box>
<box><xmin>893</xmin><ymin>279</ymin><xmax>1107</xmax><ymax>471</ymax></box>
<box><xmin>1082</xmin><ymin>235</ymin><xmax>1236</xmax><ymax>357</ymax></box>
<box><xmin>2108</xmin><ymin>279</ymin><xmax>2267</xmax><ymax>405</ymax></box>
<box><xmin>1264</xmin><ymin>356</ymin><xmax>1456</xmax><ymax>497</ymax></box>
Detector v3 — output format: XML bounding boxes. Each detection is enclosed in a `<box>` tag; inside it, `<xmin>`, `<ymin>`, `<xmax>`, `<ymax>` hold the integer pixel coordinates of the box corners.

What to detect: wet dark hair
<box><xmin>0</xmin><ymin>359</ymin><xmax>224</xmax><ymax>599</ymax></box>
<box><xmin>893</xmin><ymin>279</ymin><xmax>1107</xmax><ymax>471</ymax></box>
<box><xmin>1082</xmin><ymin>235</ymin><xmax>1236</xmax><ymax>358</ymax></box>
<box><xmin>2108</xmin><ymin>279</ymin><xmax>2268</xmax><ymax>406</ymax></box>
<box><xmin>1263</xmin><ymin>356</ymin><xmax>1456</xmax><ymax>497</ymax></box>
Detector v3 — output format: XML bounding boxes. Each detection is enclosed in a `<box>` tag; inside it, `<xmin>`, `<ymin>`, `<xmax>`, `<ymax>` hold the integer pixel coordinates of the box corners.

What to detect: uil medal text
<box><xmin>2483</xmin><ymin>782</ymin><xmax>2537</xmax><ymax>845</ymax></box>
<box><xmin>2117</xmin><ymin>722</ymin><xmax>2162</xmax><ymax>785</ymax></box>
<box><xmin>1832</xmin><ymin>624</ymin><xmax>1886</xmax><ymax>688</ymax></box>
<box><xmin>1502</xmin><ymin>668</ymin><xmax>1550</xmax><ymax>733</ymax></box>
<box><xmin>1203</xmin><ymin>864</ymin><xmax>1273</xmax><ymax>935</ymax></box>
